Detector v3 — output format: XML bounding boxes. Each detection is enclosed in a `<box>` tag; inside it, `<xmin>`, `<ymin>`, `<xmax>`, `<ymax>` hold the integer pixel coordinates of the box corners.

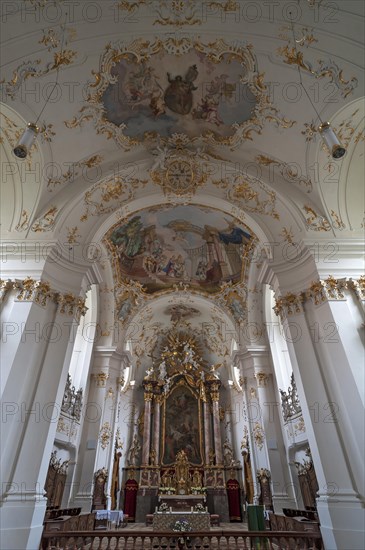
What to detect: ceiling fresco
<box><xmin>101</xmin><ymin>50</ymin><xmax>257</xmax><ymax>139</ymax></box>
<box><xmin>66</xmin><ymin>37</ymin><xmax>294</xmax><ymax>149</ymax></box>
<box><xmin>105</xmin><ymin>205</ymin><xmax>253</xmax><ymax>295</ymax></box>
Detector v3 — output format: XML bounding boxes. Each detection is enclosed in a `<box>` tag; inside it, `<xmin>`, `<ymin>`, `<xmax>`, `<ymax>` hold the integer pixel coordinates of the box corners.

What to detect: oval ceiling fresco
<box><xmin>101</xmin><ymin>50</ymin><xmax>257</xmax><ymax>139</ymax></box>
<box><xmin>104</xmin><ymin>205</ymin><xmax>253</xmax><ymax>296</ymax></box>
<box><xmin>67</xmin><ymin>38</ymin><xmax>292</xmax><ymax>149</ymax></box>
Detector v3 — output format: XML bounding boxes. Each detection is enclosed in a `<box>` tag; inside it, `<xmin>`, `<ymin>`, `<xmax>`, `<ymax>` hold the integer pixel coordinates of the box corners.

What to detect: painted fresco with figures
<box><xmin>162</xmin><ymin>385</ymin><xmax>202</xmax><ymax>465</ymax></box>
<box><xmin>105</xmin><ymin>205</ymin><xmax>252</xmax><ymax>295</ymax></box>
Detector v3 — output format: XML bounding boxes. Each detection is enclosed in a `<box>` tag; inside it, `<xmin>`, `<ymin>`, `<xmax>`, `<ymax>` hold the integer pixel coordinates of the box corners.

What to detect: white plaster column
<box><xmin>253</xmin><ymin>365</ymin><xmax>296</xmax><ymax>512</ymax></box>
<box><xmin>72</xmin><ymin>348</ymin><xmax>112</xmax><ymax>512</ymax></box>
<box><xmin>0</xmin><ymin>281</ymin><xmax>86</xmax><ymax>550</ymax></box>
<box><xmin>275</xmin><ymin>290</ymin><xmax>365</xmax><ymax>550</ymax></box>
<box><xmin>305</xmin><ymin>278</ymin><xmax>364</xmax><ymax>498</ymax></box>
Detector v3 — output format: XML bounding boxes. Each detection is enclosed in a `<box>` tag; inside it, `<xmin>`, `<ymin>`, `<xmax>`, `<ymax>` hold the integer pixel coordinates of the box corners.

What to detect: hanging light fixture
<box><xmin>13</xmin><ymin>18</ymin><xmax>67</xmax><ymax>159</ymax></box>
<box><xmin>13</xmin><ymin>123</ymin><xmax>39</xmax><ymax>159</ymax></box>
<box><xmin>318</xmin><ymin>122</ymin><xmax>346</xmax><ymax>159</ymax></box>
<box><xmin>289</xmin><ymin>14</ymin><xmax>346</xmax><ymax>160</ymax></box>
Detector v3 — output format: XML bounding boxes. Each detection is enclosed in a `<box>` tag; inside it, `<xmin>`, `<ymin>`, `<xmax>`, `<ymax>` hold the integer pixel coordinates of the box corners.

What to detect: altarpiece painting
<box><xmin>161</xmin><ymin>383</ymin><xmax>202</xmax><ymax>466</ymax></box>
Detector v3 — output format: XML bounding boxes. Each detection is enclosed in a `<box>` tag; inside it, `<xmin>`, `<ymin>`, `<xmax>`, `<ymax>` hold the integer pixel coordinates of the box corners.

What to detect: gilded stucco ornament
<box><xmin>66</xmin><ymin>227</ymin><xmax>81</xmax><ymax>244</ymax></box>
<box><xmin>280</xmin><ymin>227</ymin><xmax>295</xmax><ymax>245</ymax></box>
<box><xmin>303</xmin><ymin>205</ymin><xmax>331</xmax><ymax>232</ymax></box>
<box><xmin>15</xmin><ymin>210</ymin><xmax>30</xmax><ymax>232</ymax></box>
<box><xmin>252</xmin><ymin>423</ymin><xmax>265</xmax><ymax>451</ymax></box>
<box><xmin>31</xmin><ymin>206</ymin><xmax>58</xmax><ymax>233</ymax></box>
<box><xmin>256</xmin><ymin>155</ymin><xmax>313</xmax><ymax>192</ymax></box>
<box><xmin>0</xmin><ymin>43</ymin><xmax>77</xmax><ymax>100</ymax></box>
<box><xmin>94</xmin><ymin>372</ymin><xmax>109</xmax><ymax>387</ymax></box>
<box><xmin>99</xmin><ymin>422</ymin><xmax>112</xmax><ymax>450</ymax></box>
<box><xmin>47</xmin><ymin>154</ymin><xmax>103</xmax><ymax>191</ymax></box>
<box><xmin>65</xmin><ymin>37</ymin><xmax>294</xmax><ymax>150</ymax></box>
<box><xmin>80</xmin><ymin>174</ymin><xmax>147</xmax><ymax>222</ymax></box>
<box><xmin>213</xmin><ymin>174</ymin><xmax>280</xmax><ymax>220</ymax></box>
<box><xmin>14</xmin><ymin>277</ymin><xmax>52</xmax><ymax>307</ymax></box>
<box><xmin>274</xmin><ymin>292</ymin><xmax>305</xmax><ymax>319</ymax></box>
<box><xmin>0</xmin><ymin>280</ymin><xmax>13</xmax><ymax>303</ymax></box>
<box><xmin>255</xmin><ymin>372</ymin><xmax>269</xmax><ymax>387</ymax></box>
<box><xmin>349</xmin><ymin>276</ymin><xmax>365</xmax><ymax>301</ymax></box>
<box><xmin>276</xmin><ymin>40</ymin><xmax>358</xmax><ymax>99</ymax></box>
<box><xmin>218</xmin><ymin>282</ymin><xmax>248</xmax><ymax>324</ymax></box>
<box><xmin>150</xmin><ymin>146</ymin><xmax>213</xmax><ymax>197</ymax></box>
<box><xmin>56</xmin><ymin>293</ymin><xmax>87</xmax><ymax>321</ymax></box>
<box><xmin>116</xmin><ymin>1</ymin><xmax>243</xmax><ymax>27</ymax></box>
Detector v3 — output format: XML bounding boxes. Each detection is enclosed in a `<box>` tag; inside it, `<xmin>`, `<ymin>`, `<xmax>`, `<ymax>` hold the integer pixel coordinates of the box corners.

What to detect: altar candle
<box><xmin>170</xmin><ymin>507</ymin><xmax>172</xmax><ymax>512</ymax></box>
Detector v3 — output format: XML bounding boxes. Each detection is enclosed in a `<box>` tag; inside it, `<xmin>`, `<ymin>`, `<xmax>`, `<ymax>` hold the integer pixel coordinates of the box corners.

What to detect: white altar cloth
<box><xmin>95</xmin><ymin>510</ymin><xmax>124</xmax><ymax>524</ymax></box>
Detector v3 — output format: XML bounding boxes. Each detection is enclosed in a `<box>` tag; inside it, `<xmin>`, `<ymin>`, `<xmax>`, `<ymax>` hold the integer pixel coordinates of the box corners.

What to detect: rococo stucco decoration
<box><xmin>65</xmin><ymin>37</ymin><xmax>294</xmax><ymax>150</ymax></box>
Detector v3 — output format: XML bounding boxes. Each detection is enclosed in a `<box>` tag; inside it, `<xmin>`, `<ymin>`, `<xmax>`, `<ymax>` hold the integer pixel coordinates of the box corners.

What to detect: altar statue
<box><xmin>174</xmin><ymin>450</ymin><xmax>190</xmax><ymax>494</ymax></box>
<box><xmin>192</xmin><ymin>469</ymin><xmax>202</xmax><ymax>488</ymax></box>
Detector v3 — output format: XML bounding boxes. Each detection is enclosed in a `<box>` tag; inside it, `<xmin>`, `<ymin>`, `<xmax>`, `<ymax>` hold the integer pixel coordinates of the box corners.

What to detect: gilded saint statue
<box><xmin>174</xmin><ymin>449</ymin><xmax>190</xmax><ymax>494</ymax></box>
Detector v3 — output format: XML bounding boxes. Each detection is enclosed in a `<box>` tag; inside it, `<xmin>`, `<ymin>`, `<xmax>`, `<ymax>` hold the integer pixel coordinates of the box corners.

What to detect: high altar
<box><xmin>121</xmin><ymin>332</ymin><xmax>243</xmax><ymax>523</ymax></box>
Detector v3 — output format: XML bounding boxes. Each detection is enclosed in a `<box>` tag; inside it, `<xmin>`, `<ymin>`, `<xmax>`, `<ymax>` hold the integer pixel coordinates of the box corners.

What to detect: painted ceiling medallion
<box><xmin>104</xmin><ymin>205</ymin><xmax>253</xmax><ymax>296</ymax></box>
<box><xmin>150</xmin><ymin>147</ymin><xmax>211</xmax><ymax>197</ymax></box>
<box><xmin>66</xmin><ymin>37</ymin><xmax>294</xmax><ymax>150</ymax></box>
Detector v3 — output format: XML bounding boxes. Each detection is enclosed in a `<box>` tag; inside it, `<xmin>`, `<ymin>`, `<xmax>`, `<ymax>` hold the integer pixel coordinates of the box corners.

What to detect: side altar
<box><xmin>121</xmin><ymin>331</ymin><xmax>243</xmax><ymax>524</ymax></box>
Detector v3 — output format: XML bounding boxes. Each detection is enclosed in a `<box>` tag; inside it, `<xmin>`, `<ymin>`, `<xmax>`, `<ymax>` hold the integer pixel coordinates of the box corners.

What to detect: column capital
<box><xmin>274</xmin><ymin>291</ymin><xmax>305</xmax><ymax>320</ymax></box>
<box><xmin>254</xmin><ymin>371</ymin><xmax>269</xmax><ymax>387</ymax></box>
<box><xmin>306</xmin><ymin>276</ymin><xmax>348</xmax><ymax>305</ymax></box>
<box><xmin>54</xmin><ymin>292</ymin><xmax>87</xmax><ymax>322</ymax></box>
<box><xmin>92</xmin><ymin>371</ymin><xmax>109</xmax><ymax>387</ymax></box>
<box><xmin>14</xmin><ymin>277</ymin><xmax>53</xmax><ymax>307</ymax></box>
<box><xmin>349</xmin><ymin>275</ymin><xmax>365</xmax><ymax>301</ymax></box>
<box><xmin>0</xmin><ymin>279</ymin><xmax>13</xmax><ymax>302</ymax></box>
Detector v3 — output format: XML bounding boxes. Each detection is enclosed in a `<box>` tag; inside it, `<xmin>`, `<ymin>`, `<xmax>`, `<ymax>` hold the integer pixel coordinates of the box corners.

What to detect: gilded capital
<box><xmin>349</xmin><ymin>275</ymin><xmax>365</xmax><ymax>301</ymax></box>
<box><xmin>14</xmin><ymin>277</ymin><xmax>52</xmax><ymax>307</ymax></box>
<box><xmin>93</xmin><ymin>372</ymin><xmax>109</xmax><ymax>387</ymax></box>
<box><xmin>155</xmin><ymin>394</ymin><xmax>164</xmax><ymax>405</ymax></box>
<box><xmin>0</xmin><ymin>279</ymin><xmax>13</xmax><ymax>303</ymax></box>
<box><xmin>211</xmin><ymin>391</ymin><xmax>220</xmax><ymax>402</ymax></box>
<box><xmin>274</xmin><ymin>291</ymin><xmax>304</xmax><ymax>319</ymax></box>
<box><xmin>117</xmin><ymin>376</ymin><xmax>125</xmax><ymax>389</ymax></box>
<box><xmin>55</xmin><ymin>292</ymin><xmax>87</xmax><ymax>322</ymax></box>
<box><xmin>144</xmin><ymin>392</ymin><xmax>154</xmax><ymax>402</ymax></box>
<box><xmin>255</xmin><ymin>372</ymin><xmax>269</xmax><ymax>387</ymax></box>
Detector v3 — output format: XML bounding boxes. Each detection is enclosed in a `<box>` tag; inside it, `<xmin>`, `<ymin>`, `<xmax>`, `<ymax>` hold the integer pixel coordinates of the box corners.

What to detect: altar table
<box><xmin>153</xmin><ymin>511</ymin><xmax>210</xmax><ymax>532</ymax></box>
<box><xmin>94</xmin><ymin>510</ymin><xmax>124</xmax><ymax>529</ymax></box>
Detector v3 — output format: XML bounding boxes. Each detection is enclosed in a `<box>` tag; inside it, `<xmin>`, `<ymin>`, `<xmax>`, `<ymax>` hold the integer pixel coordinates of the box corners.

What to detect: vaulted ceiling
<box><xmin>1</xmin><ymin>0</ymin><xmax>364</xmax><ymax>380</ymax></box>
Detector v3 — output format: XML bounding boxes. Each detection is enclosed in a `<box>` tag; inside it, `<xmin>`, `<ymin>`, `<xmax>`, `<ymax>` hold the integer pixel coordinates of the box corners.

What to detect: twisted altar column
<box><xmin>211</xmin><ymin>386</ymin><xmax>223</xmax><ymax>465</ymax></box>
<box><xmin>142</xmin><ymin>390</ymin><xmax>153</xmax><ymax>466</ymax></box>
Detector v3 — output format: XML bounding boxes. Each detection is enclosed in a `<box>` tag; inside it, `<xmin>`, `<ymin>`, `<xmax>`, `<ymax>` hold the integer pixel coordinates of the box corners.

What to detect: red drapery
<box><xmin>226</xmin><ymin>478</ymin><xmax>242</xmax><ymax>521</ymax></box>
<box><xmin>123</xmin><ymin>479</ymin><xmax>138</xmax><ymax>522</ymax></box>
